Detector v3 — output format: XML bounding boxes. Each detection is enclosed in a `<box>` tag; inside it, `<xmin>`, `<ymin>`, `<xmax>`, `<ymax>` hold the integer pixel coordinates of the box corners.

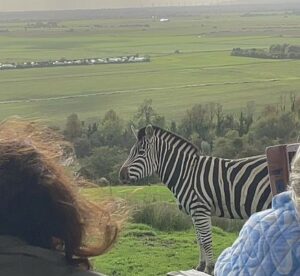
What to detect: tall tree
<box><xmin>134</xmin><ymin>99</ymin><xmax>165</xmax><ymax>128</ymax></box>
<box><xmin>101</xmin><ymin>109</ymin><xmax>124</xmax><ymax>147</ymax></box>
<box><xmin>81</xmin><ymin>146</ymin><xmax>128</xmax><ymax>183</ymax></box>
<box><xmin>64</xmin><ymin>113</ymin><xmax>82</xmax><ymax>141</ymax></box>
<box><xmin>179</xmin><ymin>104</ymin><xmax>214</xmax><ymax>143</ymax></box>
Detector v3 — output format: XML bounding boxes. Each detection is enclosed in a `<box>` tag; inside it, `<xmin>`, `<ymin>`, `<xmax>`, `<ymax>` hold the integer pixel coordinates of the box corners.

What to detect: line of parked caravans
<box><xmin>0</xmin><ymin>55</ymin><xmax>150</xmax><ymax>70</ymax></box>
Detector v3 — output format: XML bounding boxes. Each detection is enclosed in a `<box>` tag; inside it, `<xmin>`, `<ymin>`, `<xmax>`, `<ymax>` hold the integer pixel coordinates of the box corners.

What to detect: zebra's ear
<box><xmin>145</xmin><ymin>124</ymin><xmax>154</xmax><ymax>140</ymax></box>
<box><xmin>131</xmin><ymin>125</ymin><xmax>138</xmax><ymax>140</ymax></box>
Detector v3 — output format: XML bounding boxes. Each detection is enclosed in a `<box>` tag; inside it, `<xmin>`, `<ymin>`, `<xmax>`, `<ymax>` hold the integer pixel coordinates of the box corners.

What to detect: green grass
<box><xmin>81</xmin><ymin>184</ymin><xmax>175</xmax><ymax>203</ymax></box>
<box><xmin>81</xmin><ymin>185</ymin><xmax>240</xmax><ymax>275</ymax></box>
<box><xmin>1</xmin><ymin>14</ymin><xmax>300</xmax><ymax>125</ymax></box>
<box><xmin>93</xmin><ymin>224</ymin><xmax>237</xmax><ymax>276</ymax></box>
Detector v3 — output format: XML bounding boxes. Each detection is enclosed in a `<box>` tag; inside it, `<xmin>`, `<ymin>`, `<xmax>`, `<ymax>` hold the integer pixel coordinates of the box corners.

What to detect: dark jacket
<box><xmin>0</xmin><ymin>236</ymin><xmax>105</xmax><ymax>276</ymax></box>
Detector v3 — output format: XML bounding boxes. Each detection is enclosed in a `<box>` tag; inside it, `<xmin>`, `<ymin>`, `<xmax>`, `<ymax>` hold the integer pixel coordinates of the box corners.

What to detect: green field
<box><xmin>94</xmin><ymin>224</ymin><xmax>236</xmax><ymax>276</ymax></box>
<box><xmin>82</xmin><ymin>185</ymin><xmax>238</xmax><ymax>276</ymax></box>
<box><xmin>1</xmin><ymin>12</ymin><xmax>300</xmax><ymax>125</ymax></box>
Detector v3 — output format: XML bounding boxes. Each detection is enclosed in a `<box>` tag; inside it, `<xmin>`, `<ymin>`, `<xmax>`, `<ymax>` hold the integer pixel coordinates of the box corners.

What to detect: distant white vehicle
<box><xmin>74</xmin><ymin>60</ymin><xmax>82</xmax><ymax>64</ymax></box>
<box><xmin>53</xmin><ymin>61</ymin><xmax>64</xmax><ymax>65</ymax></box>
<box><xmin>132</xmin><ymin>57</ymin><xmax>147</xmax><ymax>62</ymax></box>
<box><xmin>108</xmin><ymin>57</ymin><xmax>122</xmax><ymax>63</ymax></box>
<box><xmin>160</xmin><ymin>18</ymin><xmax>169</xmax><ymax>22</ymax></box>
<box><xmin>1</xmin><ymin>64</ymin><xmax>16</xmax><ymax>69</ymax></box>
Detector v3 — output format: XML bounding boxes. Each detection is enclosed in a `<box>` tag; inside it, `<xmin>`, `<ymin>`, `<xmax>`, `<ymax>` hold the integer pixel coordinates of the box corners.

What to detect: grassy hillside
<box><xmin>82</xmin><ymin>185</ymin><xmax>238</xmax><ymax>276</ymax></box>
<box><xmin>1</xmin><ymin>13</ymin><xmax>300</xmax><ymax>125</ymax></box>
<box><xmin>93</xmin><ymin>223</ymin><xmax>237</xmax><ymax>276</ymax></box>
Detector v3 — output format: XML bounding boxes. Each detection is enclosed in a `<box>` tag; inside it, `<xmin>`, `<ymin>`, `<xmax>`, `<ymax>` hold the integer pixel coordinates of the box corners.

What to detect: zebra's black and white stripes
<box><xmin>120</xmin><ymin>125</ymin><xmax>272</xmax><ymax>274</ymax></box>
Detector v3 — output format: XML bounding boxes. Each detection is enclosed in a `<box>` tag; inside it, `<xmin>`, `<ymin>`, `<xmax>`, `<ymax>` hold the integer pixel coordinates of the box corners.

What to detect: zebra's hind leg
<box><xmin>195</xmin><ymin>228</ymin><xmax>206</xmax><ymax>271</ymax></box>
<box><xmin>206</xmin><ymin>263</ymin><xmax>215</xmax><ymax>275</ymax></box>
<box><xmin>192</xmin><ymin>213</ymin><xmax>215</xmax><ymax>275</ymax></box>
<box><xmin>196</xmin><ymin>263</ymin><xmax>206</xmax><ymax>272</ymax></box>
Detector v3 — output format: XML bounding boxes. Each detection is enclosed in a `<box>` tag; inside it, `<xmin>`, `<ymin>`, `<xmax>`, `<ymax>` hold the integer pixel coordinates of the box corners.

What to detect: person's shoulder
<box><xmin>247</xmin><ymin>192</ymin><xmax>294</xmax><ymax>223</ymax></box>
<box><xmin>272</xmin><ymin>191</ymin><xmax>293</xmax><ymax>209</ymax></box>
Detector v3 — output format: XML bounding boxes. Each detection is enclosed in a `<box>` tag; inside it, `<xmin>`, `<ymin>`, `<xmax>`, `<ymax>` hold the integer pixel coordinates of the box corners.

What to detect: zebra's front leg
<box><xmin>193</xmin><ymin>214</ymin><xmax>215</xmax><ymax>275</ymax></box>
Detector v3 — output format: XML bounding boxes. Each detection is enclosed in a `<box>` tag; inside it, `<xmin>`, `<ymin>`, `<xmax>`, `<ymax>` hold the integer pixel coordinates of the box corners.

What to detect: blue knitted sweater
<box><xmin>215</xmin><ymin>191</ymin><xmax>300</xmax><ymax>276</ymax></box>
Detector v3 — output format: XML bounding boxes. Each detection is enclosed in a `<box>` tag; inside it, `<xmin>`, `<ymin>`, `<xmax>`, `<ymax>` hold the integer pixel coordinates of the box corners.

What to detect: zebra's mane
<box><xmin>138</xmin><ymin>126</ymin><xmax>200</xmax><ymax>155</ymax></box>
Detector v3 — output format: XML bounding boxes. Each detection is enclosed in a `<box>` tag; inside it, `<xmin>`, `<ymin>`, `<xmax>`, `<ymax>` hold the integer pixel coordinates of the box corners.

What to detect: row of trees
<box><xmin>231</xmin><ymin>44</ymin><xmax>300</xmax><ymax>59</ymax></box>
<box><xmin>64</xmin><ymin>99</ymin><xmax>165</xmax><ymax>184</ymax></box>
<box><xmin>63</xmin><ymin>95</ymin><xmax>300</xmax><ymax>185</ymax></box>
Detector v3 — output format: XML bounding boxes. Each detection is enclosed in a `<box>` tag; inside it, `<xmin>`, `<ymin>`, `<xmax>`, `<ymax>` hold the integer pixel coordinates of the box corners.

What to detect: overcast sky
<box><xmin>0</xmin><ymin>0</ymin><xmax>237</xmax><ymax>12</ymax></box>
<box><xmin>0</xmin><ymin>0</ymin><xmax>294</xmax><ymax>12</ymax></box>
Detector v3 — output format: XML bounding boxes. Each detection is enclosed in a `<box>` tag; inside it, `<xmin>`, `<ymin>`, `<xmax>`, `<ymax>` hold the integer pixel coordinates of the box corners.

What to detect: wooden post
<box><xmin>266</xmin><ymin>143</ymin><xmax>300</xmax><ymax>196</ymax></box>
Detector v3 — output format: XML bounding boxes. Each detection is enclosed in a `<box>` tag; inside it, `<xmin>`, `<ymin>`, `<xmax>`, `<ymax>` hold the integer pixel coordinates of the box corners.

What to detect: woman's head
<box><xmin>0</xmin><ymin>118</ymin><xmax>119</xmax><ymax>263</ymax></box>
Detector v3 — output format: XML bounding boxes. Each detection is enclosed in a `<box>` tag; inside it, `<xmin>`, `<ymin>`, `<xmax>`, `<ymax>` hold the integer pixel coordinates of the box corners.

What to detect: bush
<box><xmin>80</xmin><ymin>146</ymin><xmax>128</xmax><ymax>184</ymax></box>
<box><xmin>212</xmin><ymin>217</ymin><xmax>245</xmax><ymax>233</ymax></box>
<box><xmin>132</xmin><ymin>202</ymin><xmax>244</xmax><ymax>233</ymax></box>
<box><xmin>132</xmin><ymin>202</ymin><xmax>193</xmax><ymax>231</ymax></box>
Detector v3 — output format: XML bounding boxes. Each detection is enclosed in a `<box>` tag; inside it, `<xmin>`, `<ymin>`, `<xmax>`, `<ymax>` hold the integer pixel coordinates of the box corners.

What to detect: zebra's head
<box><xmin>119</xmin><ymin>125</ymin><xmax>157</xmax><ymax>184</ymax></box>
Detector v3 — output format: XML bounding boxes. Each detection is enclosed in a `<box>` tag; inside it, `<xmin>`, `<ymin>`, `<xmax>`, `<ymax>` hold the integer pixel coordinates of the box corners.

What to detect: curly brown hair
<box><xmin>0</xmin><ymin>118</ymin><xmax>120</xmax><ymax>267</ymax></box>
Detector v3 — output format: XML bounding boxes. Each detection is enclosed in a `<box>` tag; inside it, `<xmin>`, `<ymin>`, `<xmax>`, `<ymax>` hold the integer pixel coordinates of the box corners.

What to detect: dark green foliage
<box><xmin>63</xmin><ymin>100</ymin><xmax>167</xmax><ymax>184</ymax></box>
<box><xmin>134</xmin><ymin>99</ymin><xmax>166</xmax><ymax>128</ymax></box>
<box><xmin>169</xmin><ymin>121</ymin><xmax>177</xmax><ymax>133</ymax></box>
<box><xmin>239</xmin><ymin>111</ymin><xmax>253</xmax><ymax>136</ymax></box>
<box><xmin>101</xmin><ymin>109</ymin><xmax>124</xmax><ymax>147</ymax></box>
<box><xmin>64</xmin><ymin>113</ymin><xmax>82</xmax><ymax>141</ymax></box>
<box><xmin>73</xmin><ymin>136</ymin><xmax>92</xmax><ymax>158</ymax></box>
<box><xmin>179</xmin><ymin>103</ymin><xmax>215</xmax><ymax>143</ymax></box>
<box><xmin>119</xmin><ymin>125</ymin><xmax>136</xmax><ymax>150</ymax></box>
<box><xmin>64</xmin><ymin>95</ymin><xmax>300</xmax><ymax>184</ymax></box>
<box><xmin>211</xmin><ymin>217</ymin><xmax>245</xmax><ymax>233</ymax></box>
<box><xmin>252</xmin><ymin>112</ymin><xmax>297</xmax><ymax>142</ymax></box>
<box><xmin>81</xmin><ymin>146</ymin><xmax>128</xmax><ymax>184</ymax></box>
<box><xmin>89</xmin><ymin>130</ymin><xmax>104</xmax><ymax>148</ymax></box>
<box><xmin>216</xmin><ymin>114</ymin><xmax>238</xmax><ymax>137</ymax></box>
<box><xmin>190</xmin><ymin>132</ymin><xmax>202</xmax><ymax>151</ymax></box>
<box><xmin>214</xmin><ymin>130</ymin><xmax>244</xmax><ymax>159</ymax></box>
<box><xmin>232</xmin><ymin>44</ymin><xmax>300</xmax><ymax>59</ymax></box>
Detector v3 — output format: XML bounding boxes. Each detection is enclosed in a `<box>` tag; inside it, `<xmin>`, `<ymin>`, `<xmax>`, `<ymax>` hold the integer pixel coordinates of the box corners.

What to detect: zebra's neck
<box><xmin>154</xmin><ymin>128</ymin><xmax>199</xmax><ymax>190</ymax></box>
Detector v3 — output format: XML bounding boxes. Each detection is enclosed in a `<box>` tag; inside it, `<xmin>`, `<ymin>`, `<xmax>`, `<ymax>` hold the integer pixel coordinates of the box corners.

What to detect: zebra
<box><xmin>119</xmin><ymin>125</ymin><xmax>272</xmax><ymax>275</ymax></box>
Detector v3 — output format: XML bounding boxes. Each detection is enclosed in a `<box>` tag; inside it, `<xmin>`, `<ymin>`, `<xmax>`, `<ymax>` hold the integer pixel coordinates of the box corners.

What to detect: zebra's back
<box><xmin>196</xmin><ymin>155</ymin><xmax>272</xmax><ymax>219</ymax></box>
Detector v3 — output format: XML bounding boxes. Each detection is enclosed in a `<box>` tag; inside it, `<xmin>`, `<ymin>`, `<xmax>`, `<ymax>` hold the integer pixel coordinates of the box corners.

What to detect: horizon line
<box><xmin>1</xmin><ymin>2</ymin><xmax>294</xmax><ymax>14</ymax></box>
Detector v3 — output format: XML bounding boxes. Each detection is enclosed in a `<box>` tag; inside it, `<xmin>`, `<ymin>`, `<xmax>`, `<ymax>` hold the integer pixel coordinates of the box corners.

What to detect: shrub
<box><xmin>212</xmin><ymin>217</ymin><xmax>245</xmax><ymax>233</ymax></box>
<box><xmin>132</xmin><ymin>201</ymin><xmax>244</xmax><ymax>232</ymax></box>
<box><xmin>132</xmin><ymin>202</ymin><xmax>193</xmax><ymax>231</ymax></box>
<box><xmin>80</xmin><ymin>146</ymin><xmax>128</xmax><ymax>183</ymax></box>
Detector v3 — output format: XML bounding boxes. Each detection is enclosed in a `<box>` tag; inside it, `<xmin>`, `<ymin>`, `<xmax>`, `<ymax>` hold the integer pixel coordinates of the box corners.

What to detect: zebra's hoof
<box><xmin>204</xmin><ymin>263</ymin><xmax>215</xmax><ymax>275</ymax></box>
<box><xmin>196</xmin><ymin>262</ymin><xmax>206</xmax><ymax>271</ymax></box>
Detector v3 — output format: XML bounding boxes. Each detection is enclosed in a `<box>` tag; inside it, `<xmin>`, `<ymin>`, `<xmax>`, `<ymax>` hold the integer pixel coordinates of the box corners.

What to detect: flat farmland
<box><xmin>1</xmin><ymin>12</ymin><xmax>300</xmax><ymax>125</ymax></box>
